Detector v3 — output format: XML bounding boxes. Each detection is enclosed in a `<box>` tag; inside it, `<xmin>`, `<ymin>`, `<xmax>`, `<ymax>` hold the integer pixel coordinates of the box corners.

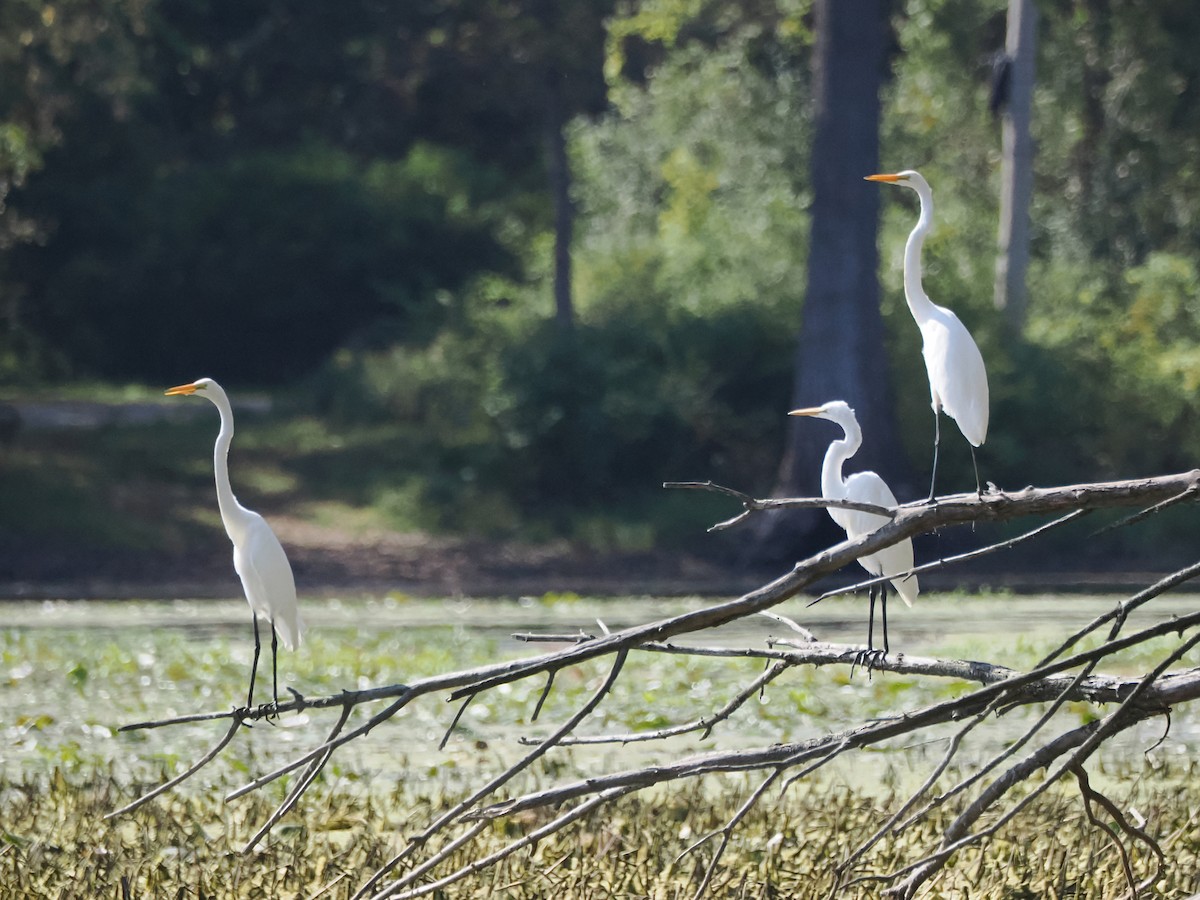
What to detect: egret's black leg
<box><xmin>880</xmin><ymin>583</ymin><xmax>890</xmax><ymax>656</ymax></box>
<box><xmin>270</xmin><ymin>617</ymin><xmax>280</xmax><ymax>707</ymax></box>
<box><xmin>927</xmin><ymin>410</ymin><xmax>941</xmax><ymax>502</ymax></box>
<box><xmin>247</xmin><ymin>614</ymin><xmax>262</xmax><ymax>709</ymax></box>
<box><xmin>854</xmin><ymin>584</ymin><xmax>886</xmax><ymax>677</ymax></box>
<box><xmin>971</xmin><ymin>445</ymin><xmax>982</xmax><ymax>497</ymax></box>
<box><xmin>866</xmin><ymin>584</ymin><xmax>877</xmax><ymax>655</ymax></box>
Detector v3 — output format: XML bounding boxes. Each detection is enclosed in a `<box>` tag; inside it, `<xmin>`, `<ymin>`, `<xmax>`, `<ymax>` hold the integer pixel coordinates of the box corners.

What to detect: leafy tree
<box><xmin>772</xmin><ymin>0</ymin><xmax>903</xmax><ymax>542</ymax></box>
<box><xmin>14</xmin><ymin>143</ymin><xmax>513</xmax><ymax>383</ymax></box>
<box><xmin>137</xmin><ymin>0</ymin><xmax>615</xmax><ymax>328</ymax></box>
<box><xmin>572</xmin><ymin>37</ymin><xmax>812</xmax><ymax>325</ymax></box>
<box><xmin>880</xmin><ymin>0</ymin><xmax>1200</xmax><ymax>487</ymax></box>
<box><xmin>3</xmin><ymin>1</ymin><xmax>619</xmax><ymax>382</ymax></box>
<box><xmin>576</xmin><ymin>0</ymin><xmax>906</xmax><ymax>554</ymax></box>
<box><xmin>0</xmin><ymin>0</ymin><xmax>151</xmax><ymax>376</ymax></box>
<box><xmin>0</xmin><ymin>0</ymin><xmax>148</xmax><ymax>246</ymax></box>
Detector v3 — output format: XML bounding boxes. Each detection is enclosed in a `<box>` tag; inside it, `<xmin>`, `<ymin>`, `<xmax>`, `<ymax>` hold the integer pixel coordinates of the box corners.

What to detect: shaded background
<box><xmin>3</xmin><ymin>0</ymin><xmax>1200</xmax><ymax>594</ymax></box>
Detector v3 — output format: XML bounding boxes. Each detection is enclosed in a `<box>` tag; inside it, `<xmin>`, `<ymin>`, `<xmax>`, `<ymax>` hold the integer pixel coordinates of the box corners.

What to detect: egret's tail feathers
<box><xmin>952</xmin><ymin>397</ymin><xmax>989</xmax><ymax>447</ymax></box>
<box><xmin>892</xmin><ymin>573</ymin><xmax>919</xmax><ymax>608</ymax></box>
<box><xmin>274</xmin><ymin>610</ymin><xmax>306</xmax><ymax>651</ymax></box>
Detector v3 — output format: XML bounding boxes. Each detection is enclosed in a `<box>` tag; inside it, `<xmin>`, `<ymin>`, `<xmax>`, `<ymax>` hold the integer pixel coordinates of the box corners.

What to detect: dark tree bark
<box><xmin>544</xmin><ymin>73</ymin><xmax>575</xmax><ymax>331</ymax></box>
<box><xmin>754</xmin><ymin>0</ymin><xmax>905</xmax><ymax>559</ymax></box>
<box><xmin>994</xmin><ymin>0</ymin><xmax>1038</xmax><ymax>331</ymax></box>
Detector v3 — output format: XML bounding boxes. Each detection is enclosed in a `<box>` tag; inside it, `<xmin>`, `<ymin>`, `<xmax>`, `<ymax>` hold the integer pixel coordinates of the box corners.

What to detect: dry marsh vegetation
<box><xmin>5</xmin><ymin>762</ymin><xmax>1200</xmax><ymax>898</ymax></box>
<box><xmin>5</xmin><ymin>593</ymin><xmax>1200</xmax><ymax>897</ymax></box>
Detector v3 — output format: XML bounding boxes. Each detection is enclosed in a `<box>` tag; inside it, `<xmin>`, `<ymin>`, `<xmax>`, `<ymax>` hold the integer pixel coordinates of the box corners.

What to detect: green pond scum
<box><xmin>3</xmin><ymin>596</ymin><xmax>1200</xmax><ymax>896</ymax></box>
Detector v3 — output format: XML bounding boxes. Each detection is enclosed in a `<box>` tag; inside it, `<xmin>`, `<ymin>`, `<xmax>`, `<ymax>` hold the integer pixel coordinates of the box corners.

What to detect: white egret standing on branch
<box><xmin>166</xmin><ymin>378</ymin><xmax>304</xmax><ymax>709</ymax></box>
<box><xmin>790</xmin><ymin>401</ymin><xmax>918</xmax><ymax>662</ymax></box>
<box><xmin>865</xmin><ymin>170</ymin><xmax>989</xmax><ymax>499</ymax></box>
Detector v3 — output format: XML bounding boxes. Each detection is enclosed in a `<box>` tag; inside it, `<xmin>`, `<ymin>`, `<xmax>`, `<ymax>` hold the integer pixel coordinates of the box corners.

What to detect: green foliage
<box><xmin>6</xmin><ymin>0</ymin><xmax>1200</xmax><ymax>552</ymax></box>
<box><xmin>0</xmin><ymin>0</ymin><xmax>147</xmax><ymax>247</ymax></box>
<box><xmin>608</xmin><ymin>0</ymin><xmax>813</xmax><ymax>64</ymax></box>
<box><xmin>1021</xmin><ymin>252</ymin><xmax>1200</xmax><ymax>480</ymax></box>
<box><xmin>875</xmin><ymin>0</ymin><xmax>1200</xmax><ymax>502</ymax></box>
<box><xmin>17</xmin><ymin>142</ymin><xmax>514</xmax><ymax>384</ymax></box>
<box><xmin>574</xmin><ymin>35</ymin><xmax>812</xmax><ymax>322</ymax></box>
<box><xmin>0</xmin><ymin>123</ymin><xmax>41</xmax><ymax>203</ymax></box>
<box><xmin>1</xmin><ymin>0</ymin><xmax>616</xmax><ymax>383</ymax></box>
<box><xmin>305</xmin><ymin>295</ymin><xmax>793</xmax><ymax>542</ymax></box>
<box><xmin>1029</xmin><ymin>2</ymin><xmax>1200</xmax><ymax>267</ymax></box>
<box><xmin>486</xmin><ymin>306</ymin><xmax>793</xmax><ymax>506</ymax></box>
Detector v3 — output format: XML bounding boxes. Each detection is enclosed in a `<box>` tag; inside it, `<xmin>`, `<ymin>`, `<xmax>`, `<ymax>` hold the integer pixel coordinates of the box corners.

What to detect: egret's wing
<box><xmin>841</xmin><ymin>471</ymin><xmax>899</xmax><ymax>539</ymax></box>
<box><xmin>842</xmin><ymin>471</ymin><xmax>919</xmax><ymax>606</ymax></box>
<box><xmin>878</xmin><ymin>538</ymin><xmax>919</xmax><ymax>606</ymax></box>
<box><xmin>232</xmin><ymin>542</ymin><xmax>266</xmax><ymax>615</ymax></box>
<box><xmin>922</xmin><ymin>310</ymin><xmax>989</xmax><ymax>446</ymax></box>
<box><xmin>236</xmin><ymin>515</ymin><xmax>303</xmax><ymax>650</ymax></box>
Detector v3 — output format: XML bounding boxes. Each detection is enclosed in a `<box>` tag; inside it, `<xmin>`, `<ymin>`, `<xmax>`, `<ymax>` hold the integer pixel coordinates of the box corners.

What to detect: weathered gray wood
<box><xmin>110</xmin><ymin>468</ymin><xmax>1200</xmax><ymax>899</ymax></box>
<box><xmin>994</xmin><ymin>0</ymin><xmax>1039</xmax><ymax>328</ymax></box>
<box><xmin>767</xmin><ymin>0</ymin><xmax>908</xmax><ymax>557</ymax></box>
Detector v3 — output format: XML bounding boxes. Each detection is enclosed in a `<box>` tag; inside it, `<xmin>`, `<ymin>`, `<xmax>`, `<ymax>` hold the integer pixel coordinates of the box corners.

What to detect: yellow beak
<box><xmin>864</xmin><ymin>173</ymin><xmax>902</xmax><ymax>183</ymax></box>
<box><xmin>165</xmin><ymin>382</ymin><xmax>199</xmax><ymax>396</ymax></box>
<box><xmin>788</xmin><ymin>407</ymin><xmax>823</xmax><ymax>417</ymax></box>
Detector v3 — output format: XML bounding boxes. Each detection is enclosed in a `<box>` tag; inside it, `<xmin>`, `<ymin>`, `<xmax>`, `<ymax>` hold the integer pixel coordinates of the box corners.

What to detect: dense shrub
<box><xmin>305</xmin><ymin>297</ymin><xmax>794</xmax><ymax>540</ymax></box>
<box><xmin>15</xmin><ymin>143</ymin><xmax>513</xmax><ymax>384</ymax></box>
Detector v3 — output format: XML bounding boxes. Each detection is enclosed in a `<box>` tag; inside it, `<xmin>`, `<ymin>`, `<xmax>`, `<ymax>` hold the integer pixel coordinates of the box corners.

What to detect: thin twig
<box><xmin>372</xmin><ymin>788</ymin><xmax>637</xmax><ymax>900</ymax></box>
<box><xmin>1078</xmin><ymin>764</ymin><xmax>1164</xmax><ymax>898</ymax></box>
<box><xmin>812</xmin><ymin>508</ymin><xmax>1087</xmax><ymax>604</ymax></box>
<box><xmin>531</xmin><ymin>660</ymin><xmax>792</xmax><ymax>747</ymax></box>
<box><xmin>511</xmin><ymin>631</ymin><xmax>594</xmax><ymax>644</ymax></box>
<box><xmin>104</xmin><ymin>714</ymin><xmax>244</xmax><ymax>818</ymax></box>
<box><xmin>1073</xmin><ymin>764</ymin><xmax>1139</xmax><ymax>898</ymax></box>
<box><xmin>685</xmin><ymin>769</ymin><xmax>785</xmax><ymax>900</ymax></box>
<box><xmin>1090</xmin><ymin>485</ymin><xmax>1200</xmax><ymax>538</ymax></box>
<box><xmin>243</xmin><ymin>702</ymin><xmax>353</xmax><ymax>852</ymax></box>
<box><xmin>531</xmin><ymin>668</ymin><xmax>557</xmax><ymax>722</ymax></box>
<box><xmin>663</xmin><ymin>480</ymin><xmax>899</xmax><ymax>522</ymax></box>
<box><xmin>757</xmin><ymin>610</ymin><xmax>817</xmax><ymax>642</ymax></box>
<box><xmin>439</xmin><ymin>694</ymin><xmax>474</xmax><ymax>751</ymax></box>
<box><xmin>354</xmin><ymin>650</ymin><xmax>630</xmax><ymax>899</ymax></box>
<box><xmin>118</xmin><ymin>684</ymin><xmax>413</xmax><ymax>733</ymax></box>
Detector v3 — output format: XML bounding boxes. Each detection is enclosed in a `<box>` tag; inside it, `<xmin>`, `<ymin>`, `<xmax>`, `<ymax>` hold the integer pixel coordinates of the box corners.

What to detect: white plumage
<box><xmin>866</xmin><ymin>169</ymin><xmax>990</xmax><ymax>493</ymax></box>
<box><xmin>166</xmin><ymin>377</ymin><xmax>303</xmax><ymax>705</ymax></box>
<box><xmin>790</xmin><ymin>401</ymin><xmax>918</xmax><ymax>608</ymax></box>
<box><xmin>232</xmin><ymin>511</ymin><xmax>303</xmax><ymax>652</ymax></box>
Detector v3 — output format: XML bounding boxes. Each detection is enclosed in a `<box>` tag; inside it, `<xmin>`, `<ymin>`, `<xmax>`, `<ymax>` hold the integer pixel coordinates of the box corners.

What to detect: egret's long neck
<box><xmin>821</xmin><ymin>422</ymin><xmax>861</xmax><ymax>501</ymax></box>
<box><xmin>903</xmin><ymin>186</ymin><xmax>938</xmax><ymax>323</ymax></box>
<box><xmin>209</xmin><ymin>390</ymin><xmax>249</xmax><ymax>538</ymax></box>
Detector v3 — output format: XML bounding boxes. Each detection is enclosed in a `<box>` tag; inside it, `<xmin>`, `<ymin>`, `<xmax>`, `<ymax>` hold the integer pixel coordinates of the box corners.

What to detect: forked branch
<box><xmin>107</xmin><ymin>470</ymin><xmax>1200</xmax><ymax>897</ymax></box>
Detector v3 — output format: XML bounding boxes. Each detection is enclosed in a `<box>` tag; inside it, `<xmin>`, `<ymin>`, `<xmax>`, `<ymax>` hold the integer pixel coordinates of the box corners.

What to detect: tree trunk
<box><xmin>544</xmin><ymin>73</ymin><xmax>575</xmax><ymax>331</ymax></box>
<box><xmin>994</xmin><ymin>0</ymin><xmax>1038</xmax><ymax>331</ymax></box>
<box><xmin>1075</xmin><ymin>0</ymin><xmax>1112</xmax><ymax>259</ymax></box>
<box><xmin>754</xmin><ymin>0</ymin><xmax>902</xmax><ymax>560</ymax></box>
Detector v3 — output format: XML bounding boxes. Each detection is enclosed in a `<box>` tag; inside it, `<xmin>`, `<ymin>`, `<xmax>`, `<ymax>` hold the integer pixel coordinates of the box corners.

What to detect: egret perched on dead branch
<box><xmin>790</xmin><ymin>401</ymin><xmax>917</xmax><ymax>661</ymax></box>
<box><xmin>166</xmin><ymin>378</ymin><xmax>304</xmax><ymax>709</ymax></box>
<box><xmin>866</xmin><ymin>170</ymin><xmax>989</xmax><ymax>499</ymax></box>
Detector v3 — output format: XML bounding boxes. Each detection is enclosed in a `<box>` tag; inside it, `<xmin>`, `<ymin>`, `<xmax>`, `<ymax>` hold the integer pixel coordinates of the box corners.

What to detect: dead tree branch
<box><xmin>107</xmin><ymin>470</ymin><xmax>1200</xmax><ymax>896</ymax></box>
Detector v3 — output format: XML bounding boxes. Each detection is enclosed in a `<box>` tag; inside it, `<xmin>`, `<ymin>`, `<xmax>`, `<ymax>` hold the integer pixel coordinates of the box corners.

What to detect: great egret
<box><xmin>166</xmin><ymin>378</ymin><xmax>304</xmax><ymax>709</ymax></box>
<box><xmin>790</xmin><ymin>401</ymin><xmax>918</xmax><ymax>661</ymax></box>
<box><xmin>865</xmin><ymin>170</ymin><xmax>989</xmax><ymax>499</ymax></box>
